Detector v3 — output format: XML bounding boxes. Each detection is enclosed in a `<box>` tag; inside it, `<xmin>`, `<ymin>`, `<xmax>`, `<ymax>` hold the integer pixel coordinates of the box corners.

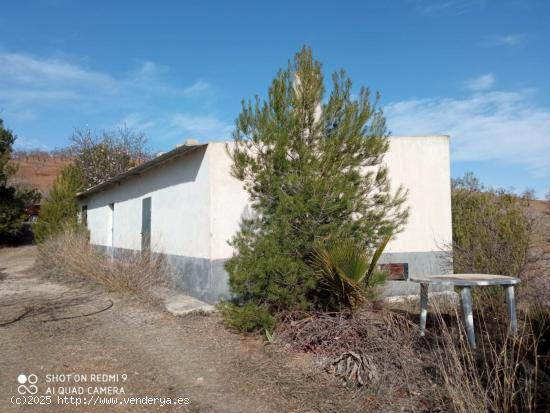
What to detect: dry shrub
<box><xmin>277</xmin><ymin>302</ymin><xmax>550</xmax><ymax>412</ymax></box>
<box><xmin>277</xmin><ymin>310</ymin><xmax>370</xmax><ymax>356</ymax></box>
<box><xmin>429</xmin><ymin>302</ymin><xmax>547</xmax><ymax>413</ymax></box>
<box><xmin>276</xmin><ymin>309</ymin><xmax>443</xmax><ymax>410</ymax></box>
<box><xmin>35</xmin><ymin>226</ymin><xmax>167</xmax><ymax>301</ymax></box>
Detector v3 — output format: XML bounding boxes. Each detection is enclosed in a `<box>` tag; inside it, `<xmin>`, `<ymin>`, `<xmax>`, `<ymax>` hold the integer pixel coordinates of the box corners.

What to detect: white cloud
<box><xmin>385</xmin><ymin>89</ymin><xmax>550</xmax><ymax>178</ymax></box>
<box><xmin>465</xmin><ymin>73</ymin><xmax>495</xmax><ymax>91</ymax></box>
<box><xmin>481</xmin><ymin>34</ymin><xmax>527</xmax><ymax>47</ymax></box>
<box><xmin>117</xmin><ymin>113</ymin><xmax>155</xmax><ymax>132</ymax></box>
<box><xmin>0</xmin><ymin>52</ymin><xmax>204</xmax><ymax>111</ymax></box>
<box><xmin>0</xmin><ymin>51</ymin><xmax>228</xmax><ymax>144</ymax></box>
<box><xmin>415</xmin><ymin>0</ymin><xmax>481</xmax><ymax>15</ymax></box>
<box><xmin>0</xmin><ymin>52</ymin><xmax>128</xmax><ymax>110</ymax></box>
<box><xmin>0</xmin><ymin>53</ymin><xmax>115</xmax><ymax>87</ymax></box>
<box><xmin>132</xmin><ymin>60</ymin><xmax>163</xmax><ymax>79</ymax></box>
<box><xmin>183</xmin><ymin>80</ymin><xmax>212</xmax><ymax>97</ymax></box>
<box><xmin>170</xmin><ymin>114</ymin><xmax>232</xmax><ymax>140</ymax></box>
<box><xmin>13</xmin><ymin>135</ymin><xmax>49</xmax><ymax>150</ymax></box>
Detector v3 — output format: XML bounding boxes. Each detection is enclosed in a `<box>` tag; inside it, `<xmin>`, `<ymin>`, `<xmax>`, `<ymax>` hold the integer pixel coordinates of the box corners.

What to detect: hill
<box><xmin>10</xmin><ymin>153</ymin><xmax>71</xmax><ymax>196</ymax></box>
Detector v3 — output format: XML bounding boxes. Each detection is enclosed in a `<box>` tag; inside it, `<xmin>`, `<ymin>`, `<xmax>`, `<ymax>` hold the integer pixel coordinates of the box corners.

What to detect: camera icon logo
<box><xmin>17</xmin><ymin>374</ymin><xmax>38</xmax><ymax>395</ymax></box>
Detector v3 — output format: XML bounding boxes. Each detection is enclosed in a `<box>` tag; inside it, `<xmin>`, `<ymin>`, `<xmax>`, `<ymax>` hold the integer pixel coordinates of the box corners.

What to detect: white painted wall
<box><xmin>383</xmin><ymin>136</ymin><xmax>452</xmax><ymax>253</ymax></box>
<box><xmin>82</xmin><ymin>146</ymin><xmax>212</xmax><ymax>259</ymax></box>
<box><xmin>208</xmin><ymin>142</ymin><xmax>251</xmax><ymax>260</ymax></box>
<box><xmin>206</xmin><ymin>136</ymin><xmax>452</xmax><ymax>259</ymax></box>
<box><xmin>82</xmin><ymin>136</ymin><xmax>452</xmax><ymax>263</ymax></box>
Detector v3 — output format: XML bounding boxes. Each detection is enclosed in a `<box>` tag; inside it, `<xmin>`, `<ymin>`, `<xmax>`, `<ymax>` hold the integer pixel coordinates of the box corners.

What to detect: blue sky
<box><xmin>1</xmin><ymin>0</ymin><xmax>548</xmax><ymax>196</ymax></box>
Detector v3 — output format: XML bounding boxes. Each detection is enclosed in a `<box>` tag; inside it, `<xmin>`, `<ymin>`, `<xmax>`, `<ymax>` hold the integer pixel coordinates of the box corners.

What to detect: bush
<box><xmin>450</xmin><ymin>172</ymin><xmax>533</xmax><ymax>277</ymax></box>
<box><xmin>218</xmin><ymin>301</ymin><xmax>276</xmax><ymax>333</ymax></box>
<box><xmin>34</xmin><ymin>165</ymin><xmax>84</xmax><ymax>242</ymax></box>
<box><xmin>35</xmin><ymin>226</ymin><xmax>167</xmax><ymax>301</ymax></box>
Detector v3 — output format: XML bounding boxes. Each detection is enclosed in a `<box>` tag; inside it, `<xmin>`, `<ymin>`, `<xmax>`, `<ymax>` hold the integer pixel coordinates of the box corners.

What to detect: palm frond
<box><xmin>366</xmin><ymin>234</ymin><xmax>392</xmax><ymax>280</ymax></box>
<box><xmin>309</xmin><ymin>236</ymin><xmax>391</xmax><ymax>310</ymax></box>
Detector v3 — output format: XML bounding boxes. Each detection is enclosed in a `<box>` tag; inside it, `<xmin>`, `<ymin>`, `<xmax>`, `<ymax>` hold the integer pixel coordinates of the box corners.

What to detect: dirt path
<box><xmin>0</xmin><ymin>246</ymin><xmax>344</xmax><ymax>413</ymax></box>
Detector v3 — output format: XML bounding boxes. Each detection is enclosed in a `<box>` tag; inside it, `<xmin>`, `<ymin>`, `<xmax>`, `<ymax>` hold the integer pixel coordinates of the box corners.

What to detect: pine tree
<box><xmin>225</xmin><ymin>47</ymin><xmax>408</xmax><ymax>312</ymax></box>
<box><xmin>0</xmin><ymin>119</ymin><xmax>28</xmax><ymax>240</ymax></box>
<box><xmin>0</xmin><ymin>118</ymin><xmax>16</xmax><ymax>185</ymax></box>
<box><xmin>34</xmin><ymin>165</ymin><xmax>85</xmax><ymax>242</ymax></box>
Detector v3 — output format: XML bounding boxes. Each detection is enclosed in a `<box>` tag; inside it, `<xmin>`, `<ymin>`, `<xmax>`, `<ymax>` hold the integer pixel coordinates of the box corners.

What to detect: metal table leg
<box><xmin>460</xmin><ymin>287</ymin><xmax>476</xmax><ymax>349</ymax></box>
<box><xmin>419</xmin><ymin>283</ymin><xmax>429</xmax><ymax>336</ymax></box>
<box><xmin>505</xmin><ymin>285</ymin><xmax>518</xmax><ymax>335</ymax></box>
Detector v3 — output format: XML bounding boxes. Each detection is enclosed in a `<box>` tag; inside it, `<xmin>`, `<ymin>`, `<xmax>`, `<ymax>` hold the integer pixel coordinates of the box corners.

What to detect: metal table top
<box><xmin>409</xmin><ymin>273</ymin><xmax>520</xmax><ymax>287</ymax></box>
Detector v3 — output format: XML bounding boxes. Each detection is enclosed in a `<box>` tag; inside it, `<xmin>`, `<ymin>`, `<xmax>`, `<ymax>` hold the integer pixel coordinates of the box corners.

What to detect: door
<box><xmin>108</xmin><ymin>203</ymin><xmax>114</xmax><ymax>248</ymax></box>
<box><xmin>141</xmin><ymin>197</ymin><xmax>151</xmax><ymax>251</ymax></box>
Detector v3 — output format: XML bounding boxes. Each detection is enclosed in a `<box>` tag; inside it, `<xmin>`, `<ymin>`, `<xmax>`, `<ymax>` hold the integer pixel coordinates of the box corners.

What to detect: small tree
<box><xmin>33</xmin><ymin>165</ymin><xmax>85</xmax><ymax>243</ymax></box>
<box><xmin>225</xmin><ymin>47</ymin><xmax>408</xmax><ymax>316</ymax></box>
<box><xmin>70</xmin><ymin>127</ymin><xmax>149</xmax><ymax>188</ymax></box>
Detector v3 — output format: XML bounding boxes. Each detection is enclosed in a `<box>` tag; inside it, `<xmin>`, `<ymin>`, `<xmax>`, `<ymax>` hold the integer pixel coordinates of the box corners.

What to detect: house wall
<box><xmin>81</xmin><ymin>146</ymin><xmax>224</xmax><ymax>300</ymax></box>
<box><xmin>206</xmin><ymin>136</ymin><xmax>452</xmax><ymax>299</ymax></box>
<box><xmin>377</xmin><ymin>136</ymin><xmax>453</xmax><ymax>295</ymax></box>
<box><xmin>81</xmin><ymin>136</ymin><xmax>453</xmax><ymax>303</ymax></box>
<box><xmin>84</xmin><ymin>146</ymin><xmax>211</xmax><ymax>256</ymax></box>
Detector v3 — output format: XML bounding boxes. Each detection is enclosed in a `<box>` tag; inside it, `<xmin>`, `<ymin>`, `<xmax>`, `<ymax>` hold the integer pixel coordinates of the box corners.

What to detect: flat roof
<box><xmin>77</xmin><ymin>143</ymin><xmax>207</xmax><ymax>199</ymax></box>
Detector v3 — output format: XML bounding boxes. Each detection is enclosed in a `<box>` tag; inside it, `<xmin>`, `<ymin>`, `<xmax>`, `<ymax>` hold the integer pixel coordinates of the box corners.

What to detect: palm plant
<box><xmin>309</xmin><ymin>235</ymin><xmax>391</xmax><ymax>310</ymax></box>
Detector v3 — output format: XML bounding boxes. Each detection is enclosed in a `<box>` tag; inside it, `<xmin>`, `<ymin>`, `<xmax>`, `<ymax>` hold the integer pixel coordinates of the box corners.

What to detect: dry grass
<box><xmin>427</xmin><ymin>300</ymin><xmax>546</xmax><ymax>413</ymax></box>
<box><xmin>35</xmin><ymin>227</ymin><xmax>168</xmax><ymax>302</ymax></box>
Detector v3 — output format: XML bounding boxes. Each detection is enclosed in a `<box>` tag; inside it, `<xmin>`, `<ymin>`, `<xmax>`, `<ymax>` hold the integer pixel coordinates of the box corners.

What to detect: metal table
<box><xmin>409</xmin><ymin>274</ymin><xmax>520</xmax><ymax>348</ymax></box>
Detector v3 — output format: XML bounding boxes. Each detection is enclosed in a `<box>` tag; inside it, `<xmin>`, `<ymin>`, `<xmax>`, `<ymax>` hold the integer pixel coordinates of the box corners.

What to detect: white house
<box><xmin>77</xmin><ymin>136</ymin><xmax>453</xmax><ymax>303</ymax></box>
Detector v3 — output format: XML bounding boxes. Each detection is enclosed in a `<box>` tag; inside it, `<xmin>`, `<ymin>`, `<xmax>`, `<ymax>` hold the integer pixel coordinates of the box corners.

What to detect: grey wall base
<box><xmin>95</xmin><ymin>246</ymin><xmax>451</xmax><ymax>304</ymax></box>
<box><xmin>378</xmin><ymin>251</ymin><xmax>452</xmax><ymax>297</ymax></box>
<box><xmin>95</xmin><ymin>245</ymin><xmax>230</xmax><ymax>304</ymax></box>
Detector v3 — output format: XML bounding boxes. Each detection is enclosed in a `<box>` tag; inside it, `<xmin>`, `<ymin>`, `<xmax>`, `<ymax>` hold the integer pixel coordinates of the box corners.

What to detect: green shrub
<box><xmin>451</xmin><ymin>172</ymin><xmax>533</xmax><ymax>277</ymax></box>
<box><xmin>218</xmin><ymin>301</ymin><xmax>276</xmax><ymax>333</ymax></box>
<box><xmin>308</xmin><ymin>236</ymin><xmax>390</xmax><ymax>309</ymax></box>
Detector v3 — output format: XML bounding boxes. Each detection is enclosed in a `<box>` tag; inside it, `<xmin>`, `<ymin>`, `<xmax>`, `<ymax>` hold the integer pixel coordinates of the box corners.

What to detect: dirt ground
<box><xmin>0</xmin><ymin>246</ymin><xmax>357</xmax><ymax>413</ymax></box>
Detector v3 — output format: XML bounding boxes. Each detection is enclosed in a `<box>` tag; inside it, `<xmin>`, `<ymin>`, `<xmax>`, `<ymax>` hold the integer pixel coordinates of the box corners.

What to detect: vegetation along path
<box><xmin>0</xmin><ymin>246</ymin><xmax>355</xmax><ymax>413</ymax></box>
